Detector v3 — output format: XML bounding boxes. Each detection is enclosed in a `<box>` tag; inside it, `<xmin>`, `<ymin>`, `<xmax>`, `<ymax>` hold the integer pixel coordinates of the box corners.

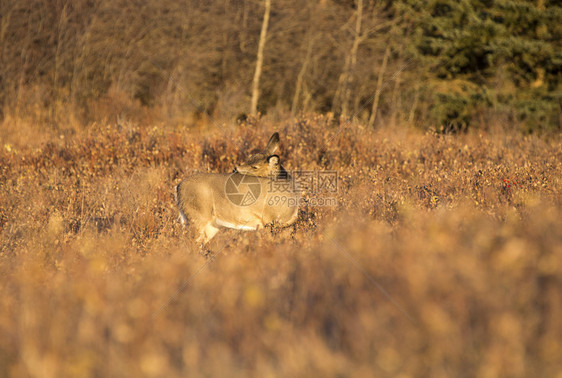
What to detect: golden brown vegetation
<box><xmin>1</xmin><ymin>116</ymin><xmax>561</xmax><ymax>377</ymax></box>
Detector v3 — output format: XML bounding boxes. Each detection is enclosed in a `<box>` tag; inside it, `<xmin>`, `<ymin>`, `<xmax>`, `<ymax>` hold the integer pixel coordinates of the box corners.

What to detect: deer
<box><xmin>174</xmin><ymin>132</ymin><xmax>299</xmax><ymax>244</ymax></box>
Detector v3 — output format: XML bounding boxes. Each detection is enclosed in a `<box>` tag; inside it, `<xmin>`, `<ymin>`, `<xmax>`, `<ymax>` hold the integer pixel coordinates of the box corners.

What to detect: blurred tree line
<box><xmin>0</xmin><ymin>0</ymin><xmax>560</xmax><ymax>132</ymax></box>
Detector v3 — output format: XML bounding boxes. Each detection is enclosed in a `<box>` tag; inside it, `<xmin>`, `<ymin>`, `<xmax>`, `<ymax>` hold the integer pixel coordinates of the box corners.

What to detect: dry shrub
<box><xmin>0</xmin><ymin>115</ymin><xmax>561</xmax><ymax>377</ymax></box>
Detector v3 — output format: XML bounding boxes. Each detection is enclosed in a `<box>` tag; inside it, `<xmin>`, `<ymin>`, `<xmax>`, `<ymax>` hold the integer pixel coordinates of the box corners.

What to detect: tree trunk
<box><xmin>390</xmin><ymin>70</ymin><xmax>401</xmax><ymax>127</ymax></box>
<box><xmin>291</xmin><ymin>35</ymin><xmax>315</xmax><ymax>116</ymax></box>
<box><xmin>332</xmin><ymin>54</ymin><xmax>350</xmax><ymax>115</ymax></box>
<box><xmin>368</xmin><ymin>45</ymin><xmax>390</xmax><ymax>128</ymax></box>
<box><xmin>240</xmin><ymin>0</ymin><xmax>249</xmax><ymax>53</ymax></box>
<box><xmin>250</xmin><ymin>0</ymin><xmax>271</xmax><ymax>116</ymax></box>
<box><xmin>341</xmin><ymin>0</ymin><xmax>363</xmax><ymax>118</ymax></box>
<box><xmin>408</xmin><ymin>86</ymin><xmax>419</xmax><ymax>126</ymax></box>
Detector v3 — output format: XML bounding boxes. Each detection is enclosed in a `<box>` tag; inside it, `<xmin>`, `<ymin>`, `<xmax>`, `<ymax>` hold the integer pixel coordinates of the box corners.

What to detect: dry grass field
<box><xmin>1</xmin><ymin>115</ymin><xmax>561</xmax><ymax>377</ymax></box>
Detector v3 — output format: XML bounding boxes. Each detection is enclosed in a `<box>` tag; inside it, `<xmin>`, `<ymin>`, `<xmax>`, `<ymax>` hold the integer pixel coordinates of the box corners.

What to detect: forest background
<box><xmin>1</xmin><ymin>0</ymin><xmax>560</xmax><ymax>138</ymax></box>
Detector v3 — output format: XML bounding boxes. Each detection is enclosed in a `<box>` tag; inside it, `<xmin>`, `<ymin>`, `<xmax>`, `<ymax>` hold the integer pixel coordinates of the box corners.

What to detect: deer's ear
<box><xmin>265</xmin><ymin>132</ymin><xmax>280</xmax><ymax>154</ymax></box>
<box><xmin>268</xmin><ymin>155</ymin><xmax>279</xmax><ymax>166</ymax></box>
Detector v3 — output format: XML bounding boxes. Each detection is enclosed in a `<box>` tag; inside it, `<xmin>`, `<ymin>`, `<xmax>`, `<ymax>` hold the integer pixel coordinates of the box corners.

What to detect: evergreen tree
<box><xmin>396</xmin><ymin>0</ymin><xmax>561</xmax><ymax>132</ymax></box>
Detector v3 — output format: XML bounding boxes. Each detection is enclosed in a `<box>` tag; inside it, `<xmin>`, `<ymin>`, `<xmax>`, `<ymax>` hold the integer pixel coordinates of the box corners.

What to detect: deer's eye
<box><xmin>252</xmin><ymin>166</ymin><xmax>258</xmax><ymax>169</ymax></box>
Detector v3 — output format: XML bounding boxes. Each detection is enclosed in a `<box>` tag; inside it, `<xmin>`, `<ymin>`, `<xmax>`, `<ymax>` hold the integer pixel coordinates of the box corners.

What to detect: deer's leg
<box><xmin>197</xmin><ymin>222</ymin><xmax>220</xmax><ymax>245</ymax></box>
